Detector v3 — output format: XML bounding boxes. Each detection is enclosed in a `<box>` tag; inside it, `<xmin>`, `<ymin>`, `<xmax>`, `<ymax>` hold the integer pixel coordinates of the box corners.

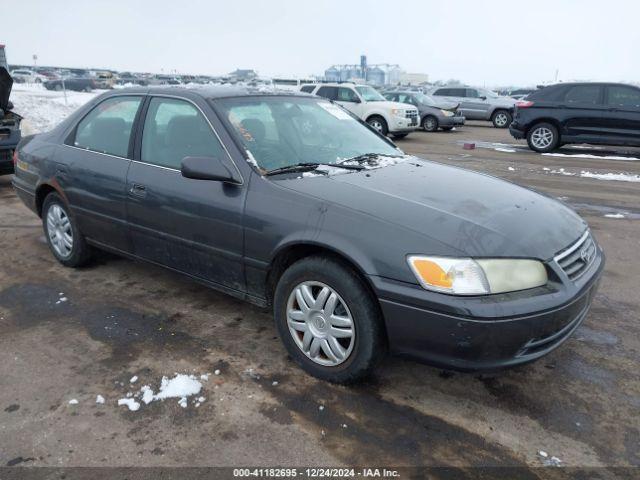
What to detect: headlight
<box><xmin>441</xmin><ymin>109</ymin><xmax>455</xmax><ymax>117</ymax></box>
<box><xmin>391</xmin><ymin>108</ymin><xmax>405</xmax><ymax>117</ymax></box>
<box><xmin>407</xmin><ymin>256</ymin><xmax>547</xmax><ymax>295</ymax></box>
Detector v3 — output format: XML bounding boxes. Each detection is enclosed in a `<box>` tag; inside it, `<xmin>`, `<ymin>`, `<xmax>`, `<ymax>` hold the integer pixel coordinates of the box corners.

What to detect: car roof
<box><xmin>107</xmin><ymin>85</ymin><xmax>312</xmax><ymax>100</ymax></box>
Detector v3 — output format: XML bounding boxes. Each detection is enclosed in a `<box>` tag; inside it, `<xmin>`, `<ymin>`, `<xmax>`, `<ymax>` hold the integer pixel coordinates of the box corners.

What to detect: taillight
<box><xmin>516</xmin><ymin>100</ymin><xmax>534</xmax><ymax>108</ymax></box>
<box><xmin>12</xmin><ymin>150</ymin><xmax>18</xmax><ymax>166</ymax></box>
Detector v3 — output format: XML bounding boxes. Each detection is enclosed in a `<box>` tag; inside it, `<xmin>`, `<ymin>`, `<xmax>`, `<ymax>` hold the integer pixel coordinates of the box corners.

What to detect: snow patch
<box><xmin>604</xmin><ymin>213</ymin><xmax>625</xmax><ymax>219</ymax></box>
<box><xmin>130</xmin><ymin>375</ymin><xmax>138</xmax><ymax>384</ymax></box>
<box><xmin>495</xmin><ymin>147</ymin><xmax>517</xmax><ymax>153</ymax></box>
<box><xmin>118</xmin><ymin>398</ymin><xmax>140</xmax><ymax>411</ymax></box>
<box><xmin>542</xmin><ymin>152</ymin><xmax>640</xmax><ymax>161</ymax></box>
<box><xmin>68</xmin><ymin>399</ymin><xmax>78</xmax><ymax>405</ymax></box>
<box><xmin>580</xmin><ymin>171</ymin><xmax>640</xmax><ymax>182</ymax></box>
<box><xmin>508</xmin><ymin>166</ymin><xmax>516</xmax><ymax>171</ymax></box>
<box><xmin>96</xmin><ymin>395</ymin><xmax>105</xmax><ymax>404</ymax></box>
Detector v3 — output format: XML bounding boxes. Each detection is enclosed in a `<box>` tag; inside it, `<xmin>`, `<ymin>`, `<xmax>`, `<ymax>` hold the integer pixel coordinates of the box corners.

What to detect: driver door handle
<box><xmin>129</xmin><ymin>183</ymin><xmax>147</xmax><ymax>198</ymax></box>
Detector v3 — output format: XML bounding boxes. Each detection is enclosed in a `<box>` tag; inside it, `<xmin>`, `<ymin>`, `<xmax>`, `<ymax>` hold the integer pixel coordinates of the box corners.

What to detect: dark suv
<box><xmin>509</xmin><ymin>82</ymin><xmax>640</xmax><ymax>152</ymax></box>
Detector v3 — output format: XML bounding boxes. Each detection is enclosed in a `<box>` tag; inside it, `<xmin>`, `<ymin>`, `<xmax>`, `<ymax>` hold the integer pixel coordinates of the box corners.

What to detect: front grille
<box><xmin>554</xmin><ymin>231</ymin><xmax>597</xmax><ymax>281</ymax></box>
<box><xmin>405</xmin><ymin>110</ymin><xmax>418</xmax><ymax>126</ymax></box>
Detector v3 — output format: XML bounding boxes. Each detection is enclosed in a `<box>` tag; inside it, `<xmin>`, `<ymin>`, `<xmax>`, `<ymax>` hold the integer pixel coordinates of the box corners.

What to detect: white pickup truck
<box><xmin>301</xmin><ymin>83</ymin><xmax>419</xmax><ymax>138</ymax></box>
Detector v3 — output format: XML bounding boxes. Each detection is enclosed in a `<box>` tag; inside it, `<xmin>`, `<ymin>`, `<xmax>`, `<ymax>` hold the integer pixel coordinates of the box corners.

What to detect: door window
<box><xmin>606</xmin><ymin>86</ymin><xmax>640</xmax><ymax>109</ymax></box>
<box><xmin>141</xmin><ymin>98</ymin><xmax>226</xmax><ymax>169</ymax></box>
<box><xmin>466</xmin><ymin>89</ymin><xmax>479</xmax><ymax>98</ymax></box>
<box><xmin>73</xmin><ymin>96</ymin><xmax>142</xmax><ymax>157</ymax></box>
<box><xmin>300</xmin><ymin>85</ymin><xmax>316</xmax><ymax>94</ymax></box>
<box><xmin>564</xmin><ymin>85</ymin><xmax>601</xmax><ymax>105</ymax></box>
<box><xmin>384</xmin><ymin>93</ymin><xmax>398</xmax><ymax>102</ymax></box>
<box><xmin>316</xmin><ymin>86</ymin><xmax>338</xmax><ymax>101</ymax></box>
<box><xmin>337</xmin><ymin>87</ymin><xmax>359</xmax><ymax>102</ymax></box>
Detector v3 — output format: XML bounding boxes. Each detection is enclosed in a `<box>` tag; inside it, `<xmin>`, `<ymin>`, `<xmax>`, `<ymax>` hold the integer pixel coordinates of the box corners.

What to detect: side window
<box><xmin>450</xmin><ymin>88</ymin><xmax>466</xmax><ymax>97</ymax></box>
<box><xmin>606</xmin><ymin>86</ymin><xmax>640</xmax><ymax>109</ymax></box>
<box><xmin>466</xmin><ymin>89</ymin><xmax>479</xmax><ymax>98</ymax></box>
<box><xmin>141</xmin><ymin>98</ymin><xmax>226</xmax><ymax>169</ymax></box>
<box><xmin>73</xmin><ymin>96</ymin><xmax>142</xmax><ymax>157</ymax></box>
<box><xmin>398</xmin><ymin>94</ymin><xmax>413</xmax><ymax>104</ymax></box>
<box><xmin>565</xmin><ymin>85</ymin><xmax>601</xmax><ymax>104</ymax></box>
<box><xmin>300</xmin><ymin>85</ymin><xmax>315</xmax><ymax>94</ymax></box>
<box><xmin>433</xmin><ymin>88</ymin><xmax>448</xmax><ymax>96</ymax></box>
<box><xmin>384</xmin><ymin>93</ymin><xmax>397</xmax><ymax>102</ymax></box>
<box><xmin>316</xmin><ymin>86</ymin><xmax>338</xmax><ymax>101</ymax></box>
<box><xmin>337</xmin><ymin>87</ymin><xmax>359</xmax><ymax>102</ymax></box>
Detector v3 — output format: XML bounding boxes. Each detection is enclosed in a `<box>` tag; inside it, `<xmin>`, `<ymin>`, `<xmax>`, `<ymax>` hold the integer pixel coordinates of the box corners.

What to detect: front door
<box><xmin>60</xmin><ymin>95</ymin><xmax>143</xmax><ymax>252</ymax></box>
<box><xmin>126</xmin><ymin>96</ymin><xmax>246</xmax><ymax>292</ymax></box>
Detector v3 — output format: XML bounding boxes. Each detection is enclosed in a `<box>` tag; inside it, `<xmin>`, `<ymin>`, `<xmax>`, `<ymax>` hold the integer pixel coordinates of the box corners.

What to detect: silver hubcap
<box><xmin>424</xmin><ymin>118</ymin><xmax>436</xmax><ymax>130</ymax></box>
<box><xmin>369</xmin><ymin>120</ymin><xmax>383</xmax><ymax>132</ymax></box>
<box><xmin>286</xmin><ymin>281</ymin><xmax>355</xmax><ymax>367</ymax></box>
<box><xmin>495</xmin><ymin>113</ymin><xmax>508</xmax><ymax>127</ymax></box>
<box><xmin>46</xmin><ymin>204</ymin><xmax>73</xmax><ymax>258</ymax></box>
<box><xmin>531</xmin><ymin>127</ymin><xmax>554</xmax><ymax>149</ymax></box>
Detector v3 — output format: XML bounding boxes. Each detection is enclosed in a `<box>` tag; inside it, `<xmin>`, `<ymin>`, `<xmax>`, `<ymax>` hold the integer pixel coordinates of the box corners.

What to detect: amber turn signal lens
<box><xmin>411</xmin><ymin>259</ymin><xmax>453</xmax><ymax>288</ymax></box>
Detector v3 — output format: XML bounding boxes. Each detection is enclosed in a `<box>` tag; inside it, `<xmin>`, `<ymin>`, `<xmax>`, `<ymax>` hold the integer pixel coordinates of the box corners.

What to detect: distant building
<box><xmin>228</xmin><ymin>69</ymin><xmax>258</xmax><ymax>81</ymax></box>
<box><xmin>323</xmin><ymin>55</ymin><xmax>413</xmax><ymax>86</ymax></box>
<box><xmin>399</xmin><ymin>72</ymin><xmax>430</xmax><ymax>86</ymax></box>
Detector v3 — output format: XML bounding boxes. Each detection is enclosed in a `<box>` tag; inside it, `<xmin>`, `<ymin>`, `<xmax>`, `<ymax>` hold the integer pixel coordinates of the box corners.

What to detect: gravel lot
<box><xmin>1</xmin><ymin>122</ymin><xmax>638</xmax><ymax>472</ymax></box>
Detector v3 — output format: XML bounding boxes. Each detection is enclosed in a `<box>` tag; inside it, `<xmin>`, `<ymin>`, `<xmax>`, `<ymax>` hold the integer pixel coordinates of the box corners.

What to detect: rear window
<box><xmin>606</xmin><ymin>86</ymin><xmax>640</xmax><ymax>109</ymax></box>
<box><xmin>316</xmin><ymin>86</ymin><xmax>338</xmax><ymax>101</ymax></box>
<box><xmin>564</xmin><ymin>85</ymin><xmax>601</xmax><ymax>104</ymax></box>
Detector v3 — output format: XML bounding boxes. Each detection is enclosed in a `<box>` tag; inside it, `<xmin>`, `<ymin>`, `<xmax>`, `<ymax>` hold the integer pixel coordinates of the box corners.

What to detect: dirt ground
<box><xmin>1</xmin><ymin>122</ymin><xmax>638</xmax><ymax>473</ymax></box>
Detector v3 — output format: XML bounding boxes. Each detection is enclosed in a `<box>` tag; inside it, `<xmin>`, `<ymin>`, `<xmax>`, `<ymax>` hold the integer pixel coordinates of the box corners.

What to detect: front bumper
<box><xmin>389</xmin><ymin>115</ymin><xmax>419</xmax><ymax>134</ymax></box>
<box><xmin>439</xmin><ymin>115</ymin><xmax>465</xmax><ymax>127</ymax></box>
<box><xmin>371</xmin><ymin>248</ymin><xmax>604</xmax><ymax>371</ymax></box>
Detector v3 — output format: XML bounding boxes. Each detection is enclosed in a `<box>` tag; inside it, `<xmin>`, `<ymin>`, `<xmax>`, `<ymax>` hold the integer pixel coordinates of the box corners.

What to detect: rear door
<box><xmin>61</xmin><ymin>95</ymin><xmax>143</xmax><ymax>252</ymax></box>
<box><xmin>561</xmin><ymin>84</ymin><xmax>606</xmax><ymax>138</ymax></box>
<box><xmin>601</xmin><ymin>85</ymin><xmax>640</xmax><ymax>144</ymax></box>
<box><xmin>125</xmin><ymin>95</ymin><xmax>246</xmax><ymax>291</ymax></box>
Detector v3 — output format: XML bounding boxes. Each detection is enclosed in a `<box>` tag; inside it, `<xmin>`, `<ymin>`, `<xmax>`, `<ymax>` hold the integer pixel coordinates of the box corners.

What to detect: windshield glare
<box><xmin>355</xmin><ymin>86</ymin><xmax>386</xmax><ymax>102</ymax></box>
<box><xmin>215</xmin><ymin>97</ymin><xmax>400</xmax><ymax>172</ymax></box>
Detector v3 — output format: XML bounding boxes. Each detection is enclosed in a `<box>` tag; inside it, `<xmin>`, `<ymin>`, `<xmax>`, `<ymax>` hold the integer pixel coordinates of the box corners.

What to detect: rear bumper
<box><xmin>509</xmin><ymin>123</ymin><xmax>526</xmax><ymax>139</ymax></box>
<box><xmin>370</xmin><ymin>249</ymin><xmax>604</xmax><ymax>371</ymax></box>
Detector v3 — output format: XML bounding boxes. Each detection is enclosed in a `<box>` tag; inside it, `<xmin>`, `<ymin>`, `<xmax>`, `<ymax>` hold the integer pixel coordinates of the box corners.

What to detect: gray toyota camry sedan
<box><xmin>12</xmin><ymin>86</ymin><xmax>604</xmax><ymax>383</ymax></box>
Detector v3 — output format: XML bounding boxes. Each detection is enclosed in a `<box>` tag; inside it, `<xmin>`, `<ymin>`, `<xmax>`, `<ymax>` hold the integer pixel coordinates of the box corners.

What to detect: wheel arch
<box><xmin>35</xmin><ymin>183</ymin><xmax>63</xmax><ymax>217</ymax></box>
<box><xmin>525</xmin><ymin>117</ymin><xmax>563</xmax><ymax>137</ymax></box>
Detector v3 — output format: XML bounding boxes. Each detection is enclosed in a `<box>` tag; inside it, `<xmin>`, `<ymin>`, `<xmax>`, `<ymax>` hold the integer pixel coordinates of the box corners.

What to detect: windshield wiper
<box><xmin>339</xmin><ymin>153</ymin><xmax>405</xmax><ymax>164</ymax></box>
<box><xmin>265</xmin><ymin>162</ymin><xmax>365</xmax><ymax>177</ymax></box>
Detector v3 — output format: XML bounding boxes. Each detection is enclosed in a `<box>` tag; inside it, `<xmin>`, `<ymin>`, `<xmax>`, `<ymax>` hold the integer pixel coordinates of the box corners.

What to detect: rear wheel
<box><xmin>367</xmin><ymin>116</ymin><xmax>388</xmax><ymax>136</ymax></box>
<box><xmin>492</xmin><ymin>110</ymin><xmax>512</xmax><ymax>128</ymax></box>
<box><xmin>42</xmin><ymin>193</ymin><xmax>93</xmax><ymax>267</ymax></box>
<box><xmin>422</xmin><ymin>115</ymin><xmax>438</xmax><ymax>132</ymax></box>
<box><xmin>274</xmin><ymin>256</ymin><xmax>386</xmax><ymax>383</ymax></box>
<box><xmin>527</xmin><ymin>122</ymin><xmax>559</xmax><ymax>153</ymax></box>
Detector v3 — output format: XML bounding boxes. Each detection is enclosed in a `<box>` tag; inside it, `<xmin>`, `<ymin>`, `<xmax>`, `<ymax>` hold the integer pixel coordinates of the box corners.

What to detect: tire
<box><xmin>367</xmin><ymin>116</ymin><xmax>388</xmax><ymax>136</ymax></box>
<box><xmin>441</xmin><ymin>126</ymin><xmax>454</xmax><ymax>131</ymax></box>
<box><xmin>422</xmin><ymin>115</ymin><xmax>438</xmax><ymax>132</ymax></box>
<box><xmin>42</xmin><ymin>193</ymin><xmax>93</xmax><ymax>267</ymax></box>
<box><xmin>391</xmin><ymin>133</ymin><xmax>408</xmax><ymax>140</ymax></box>
<box><xmin>527</xmin><ymin>122</ymin><xmax>559</xmax><ymax>153</ymax></box>
<box><xmin>273</xmin><ymin>256</ymin><xmax>386</xmax><ymax>383</ymax></box>
<box><xmin>84</xmin><ymin>85</ymin><xmax>92</xmax><ymax>92</ymax></box>
<box><xmin>491</xmin><ymin>110</ymin><xmax>512</xmax><ymax>128</ymax></box>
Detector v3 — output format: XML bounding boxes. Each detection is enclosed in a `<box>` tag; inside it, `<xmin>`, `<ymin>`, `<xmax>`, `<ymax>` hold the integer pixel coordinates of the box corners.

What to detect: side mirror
<box><xmin>479</xmin><ymin>96</ymin><xmax>487</xmax><ymax>101</ymax></box>
<box><xmin>351</xmin><ymin>97</ymin><xmax>361</xmax><ymax>103</ymax></box>
<box><xmin>181</xmin><ymin>156</ymin><xmax>241</xmax><ymax>184</ymax></box>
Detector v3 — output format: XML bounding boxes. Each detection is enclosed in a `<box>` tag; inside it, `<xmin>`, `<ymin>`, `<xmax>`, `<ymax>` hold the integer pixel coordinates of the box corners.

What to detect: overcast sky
<box><xmin>4</xmin><ymin>0</ymin><xmax>639</xmax><ymax>86</ymax></box>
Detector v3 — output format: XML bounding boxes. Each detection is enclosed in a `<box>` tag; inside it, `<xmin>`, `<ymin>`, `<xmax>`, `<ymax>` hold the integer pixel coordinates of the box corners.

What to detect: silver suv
<box><xmin>430</xmin><ymin>87</ymin><xmax>516</xmax><ymax>128</ymax></box>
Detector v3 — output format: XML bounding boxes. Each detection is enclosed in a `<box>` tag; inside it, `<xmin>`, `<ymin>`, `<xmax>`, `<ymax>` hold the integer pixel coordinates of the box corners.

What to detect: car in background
<box><xmin>510</xmin><ymin>82</ymin><xmax>640</xmax><ymax>152</ymax></box>
<box><xmin>431</xmin><ymin>86</ymin><xmax>516</xmax><ymax>128</ymax></box>
<box><xmin>116</xmin><ymin>72</ymin><xmax>148</xmax><ymax>86</ymax></box>
<box><xmin>0</xmin><ymin>68</ymin><xmax>22</xmax><ymax>175</ymax></box>
<box><xmin>508</xmin><ymin>88</ymin><xmax>536</xmax><ymax>101</ymax></box>
<box><xmin>11</xmin><ymin>86</ymin><xmax>604</xmax><ymax>382</ymax></box>
<box><xmin>44</xmin><ymin>75</ymin><xmax>96</xmax><ymax>92</ymax></box>
<box><xmin>301</xmin><ymin>82</ymin><xmax>419</xmax><ymax>138</ymax></box>
<box><xmin>94</xmin><ymin>71</ymin><xmax>116</xmax><ymax>89</ymax></box>
<box><xmin>10</xmin><ymin>68</ymin><xmax>46</xmax><ymax>84</ymax></box>
<box><xmin>384</xmin><ymin>90</ymin><xmax>465</xmax><ymax>132</ymax></box>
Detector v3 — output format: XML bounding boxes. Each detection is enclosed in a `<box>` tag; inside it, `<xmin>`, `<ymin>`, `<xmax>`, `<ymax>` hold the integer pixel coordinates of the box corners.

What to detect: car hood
<box><xmin>372</xmin><ymin>100</ymin><xmax>417</xmax><ymax>111</ymax></box>
<box><xmin>281</xmin><ymin>158</ymin><xmax>586</xmax><ymax>260</ymax></box>
<box><xmin>0</xmin><ymin>67</ymin><xmax>13</xmax><ymax>112</ymax></box>
<box><xmin>427</xmin><ymin>100</ymin><xmax>459</xmax><ymax>110</ymax></box>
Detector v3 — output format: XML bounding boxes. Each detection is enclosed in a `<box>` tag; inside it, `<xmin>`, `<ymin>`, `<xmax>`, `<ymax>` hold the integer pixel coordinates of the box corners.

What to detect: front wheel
<box><xmin>527</xmin><ymin>122</ymin><xmax>559</xmax><ymax>153</ymax></box>
<box><xmin>492</xmin><ymin>110</ymin><xmax>512</xmax><ymax>128</ymax></box>
<box><xmin>274</xmin><ymin>256</ymin><xmax>386</xmax><ymax>383</ymax></box>
<box><xmin>42</xmin><ymin>193</ymin><xmax>93</xmax><ymax>267</ymax></box>
<box><xmin>367</xmin><ymin>116</ymin><xmax>388</xmax><ymax>136</ymax></box>
<box><xmin>422</xmin><ymin>115</ymin><xmax>438</xmax><ymax>132</ymax></box>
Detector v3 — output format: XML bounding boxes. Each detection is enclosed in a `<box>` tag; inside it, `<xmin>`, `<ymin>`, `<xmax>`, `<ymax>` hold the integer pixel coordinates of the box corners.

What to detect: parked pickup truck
<box><xmin>0</xmin><ymin>67</ymin><xmax>22</xmax><ymax>175</ymax></box>
<box><xmin>301</xmin><ymin>82</ymin><xmax>419</xmax><ymax>139</ymax></box>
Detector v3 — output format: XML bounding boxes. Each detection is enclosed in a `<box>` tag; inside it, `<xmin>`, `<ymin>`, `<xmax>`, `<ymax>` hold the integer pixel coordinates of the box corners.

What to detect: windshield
<box><xmin>414</xmin><ymin>93</ymin><xmax>436</xmax><ymax>105</ymax></box>
<box><xmin>355</xmin><ymin>86</ymin><xmax>385</xmax><ymax>102</ymax></box>
<box><xmin>214</xmin><ymin>96</ymin><xmax>400</xmax><ymax>172</ymax></box>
